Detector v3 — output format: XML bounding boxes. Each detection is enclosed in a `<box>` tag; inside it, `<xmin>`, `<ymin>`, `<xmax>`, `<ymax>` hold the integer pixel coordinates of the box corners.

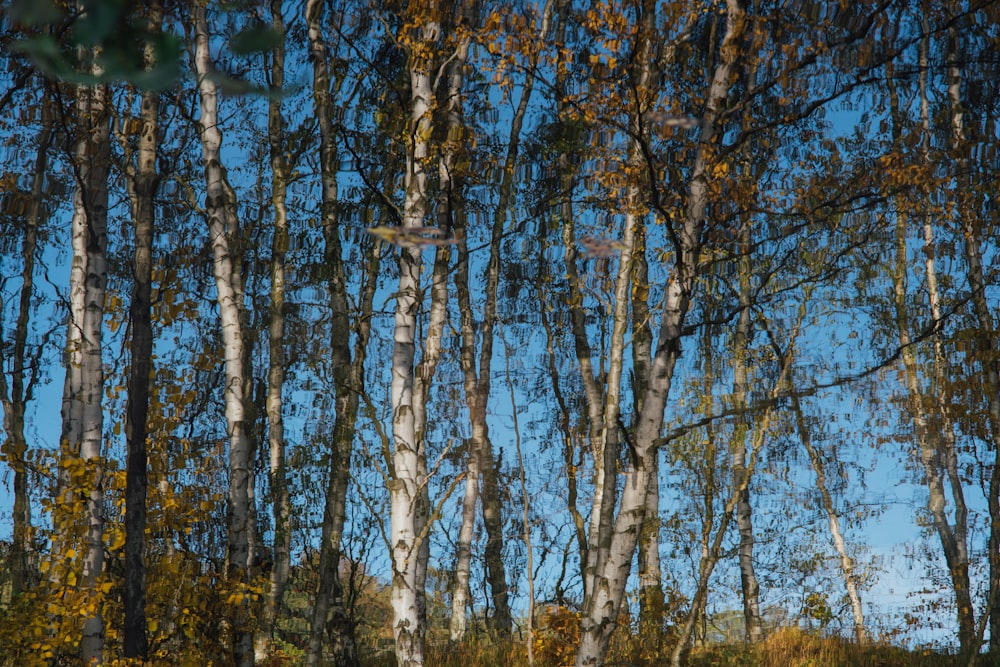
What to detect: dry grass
<box><xmin>359</xmin><ymin>626</ymin><xmax>997</xmax><ymax>667</ymax></box>
<box><xmin>686</xmin><ymin>627</ymin><xmax>956</xmax><ymax>667</ymax></box>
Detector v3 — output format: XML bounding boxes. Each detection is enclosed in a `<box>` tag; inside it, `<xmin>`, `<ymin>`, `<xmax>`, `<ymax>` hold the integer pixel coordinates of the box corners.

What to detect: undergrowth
<box><xmin>358</xmin><ymin>626</ymin><xmax>999</xmax><ymax>667</ymax></box>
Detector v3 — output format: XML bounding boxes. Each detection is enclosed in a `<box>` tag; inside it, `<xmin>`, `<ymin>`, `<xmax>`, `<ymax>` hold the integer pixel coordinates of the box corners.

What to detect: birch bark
<box><xmin>61</xmin><ymin>74</ymin><xmax>110</xmax><ymax>666</ymax></box>
<box><xmin>192</xmin><ymin>4</ymin><xmax>254</xmax><ymax>663</ymax></box>
<box><xmin>575</xmin><ymin>1</ymin><xmax>746</xmax><ymax>663</ymax></box>
<box><xmin>633</xmin><ymin>224</ymin><xmax>664</xmax><ymax>639</ymax></box>
<box><xmin>390</xmin><ymin>11</ymin><xmax>438</xmax><ymax>665</ymax></box>
<box><xmin>732</xmin><ymin>223</ymin><xmax>762</xmax><ymax>642</ymax></box>
<box><xmin>790</xmin><ymin>394</ymin><xmax>867</xmax><ymax>643</ymax></box>
<box><xmin>449</xmin><ymin>19</ymin><xmax>480</xmax><ymax>639</ymax></box>
<box><xmin>258</xmin><ymin>1</ymin><xmax>291</xmax><ymax>658</ymax></box>
<box><xmin>451</xmin><ymin>0</ymin><xmax>554</xmax><ymax>638</ymax></box>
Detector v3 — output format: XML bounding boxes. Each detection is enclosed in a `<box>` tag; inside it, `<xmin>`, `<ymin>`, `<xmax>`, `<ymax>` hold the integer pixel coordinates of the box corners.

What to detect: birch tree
<box><xmin>633</xmin><ymin>220</ymin><xmax>664</xmax><ymax>643</ymax></box>
<box><xmin>950</xmin><ymin>21</ymin><xmax>1000</xmax><ymax>656</ymax></box>
<box><xmin>302</xmin><ymin>1</ymin><xmax>364</xmax><ymax>664</ymax></box>
<box><xmin>389</xmin><ymin>6</ymin><xmax>440</xmax><ymax>664</ymax></box>
<box><xmin>192</xmin><ymin>3</ymin><xmax>254</xmax><ymax>662</ymax></box>
<box><xmin>731</xmin><ymin>216</ymin><xmax>763</xmax><ymax>643</ymax></box>
<box><xmin>882</xmin><ymin>36</ymin><xmax>975</xmax><ymax>656</ymax></box>
<box><xmin>450</xmin><ymin>0</ymin><xmax>557</xmax><ymax>639</ymax></box>
<box><xmin>257</xmin><ymin>1</ymin><xmax>291</xmax><ymax>659</ymax></box>
<box><xmin>59</xmin><ymin>73</ymin><xmax>111</xmax><ymax>666</ymax></box>
<box><xmin>790</xmin><ymin>392</ymin><xmax>867</xmax><ymax>643</ymax></box>
<box><xmin>575</xmin><ymin>1</ymin><xmax>746</xmax><ymax>663</ymax></box>
<box><xmin>117</xmin><ymin>4</ymin><xmax>164</xmax><ymax>657</ymax></box>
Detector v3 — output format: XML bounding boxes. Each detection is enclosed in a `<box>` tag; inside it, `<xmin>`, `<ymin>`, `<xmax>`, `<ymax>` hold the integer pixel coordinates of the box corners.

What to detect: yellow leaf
<box><xmin>108</xmin><ymin>531</ymin><xmax>125</xmax><ymax>551</ymax></box>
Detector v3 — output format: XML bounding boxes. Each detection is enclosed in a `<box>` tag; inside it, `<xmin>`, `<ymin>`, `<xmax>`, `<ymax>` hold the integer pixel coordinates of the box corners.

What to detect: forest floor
<box><xmin>356</xmin><ymin>627</ymin><xmax>1000</xmax><ymax>667</ymax></box>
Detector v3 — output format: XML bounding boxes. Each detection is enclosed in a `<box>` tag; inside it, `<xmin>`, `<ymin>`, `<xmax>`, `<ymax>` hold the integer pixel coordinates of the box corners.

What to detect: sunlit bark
<box><xmin>633</xmin><ymin>224</ymin><xmax>664</xmax><ymax>640</ymax></box>
<box><xmin>389</xmin><ymin>9</ymin><xmax>439</xmax><ymax>664</ymax></box>
<box><xmin>60</xmin><ymin>74</ymin><xmax>111</xmax><ymax>666</ymax></box>
<box><xmin>732</xmin><ymin>221</ymin><xmax>762</xmax><ymax>642</ymax></box>
<box><xmin>193</xmin><ymin>3</ymin><xmax>254</xmax><ymax>662</ymax></box>
<box><xmin>450</xmin><ymin>19</ymin><xmax>481</xmax><ymax>633</ymax></box>
<box><xmin>257</xmin><ymin>1</ymin><xmax>291</xmax><ymax>659</ymax></box>
<box><xmin>790</xmin><ymin>394</ymin><xmax>867</xmax><ymax>643</ymax></box>
<box><xmin>575</xmin><ymin>1</ymin><xmax>746</xmax><ymax>664</ymax></box>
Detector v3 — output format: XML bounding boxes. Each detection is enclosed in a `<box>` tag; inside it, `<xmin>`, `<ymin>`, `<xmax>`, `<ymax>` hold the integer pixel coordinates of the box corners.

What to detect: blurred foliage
<box><xmin>8</xmin><ymin>0</ymin><xmax>282</xmax><ymax>91</ymax></box>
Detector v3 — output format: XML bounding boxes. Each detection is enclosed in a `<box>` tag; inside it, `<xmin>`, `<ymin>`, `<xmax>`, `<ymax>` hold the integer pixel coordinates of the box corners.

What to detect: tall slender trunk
<box><xmin>790</xmin><ymin>394</ymin><xmax>866</xmax><ymax>643</ymax></box>
<box><xmin>123</xmin><ymin>5</ymin><xmax>162</xmax><ymax>656</ymax></box>
<box><xmin>732</xmin><ymin>222</ymin><xmax>762</xmax><ymax>642</ymax></box>
<box><xmin>670</xmin><ymin>300</ymin><xmax>804</xmax><ymax>667</ymax></box>
<box><xmin>193</xmin><ymin>4</ymin><xmax>254</xmax><ymax>663</ymax></box>
<box><xmin>499</xmin><ymin>326</ymin><xmax>536</xmax><ymax>665</ymax></box>
<box><xmin>258</xmin><ymin>1</ymin><xmax>291</xmax><ymax>658</ymax></box>
<box><xmin>549</xmin><ymin>0</ymin><xmax>592</xmax><ymax>593</ymax></box>
<box><xmin>693</xmin><ymin>320</ymin><xmax>719</xmax><ymax>648</ymax></box>
<box><xmin>450</xmin><ymin>0</ymin><xmax>556</xmax><ymax>637</ymax></box>
<box><xmin>943</xmin><ymin>20</ymin><xmax>1000</xmax><ymax>655</ymax></box>
<box><xmin>883</xmin><ymin>30</ymin><xmax>976</xmax><ymax>657</ymax></box>
<box><xmin>451</xmin><ymin>23</ymin><xmax>482</xmax><ymax>630</ymax></box>
<box><xmin>303</xmin><ymin>3</ymin><xmax>374</xmax><ymax>664</ymax></box>
<box><xmin>893</xmin><ymin>213</ymin><xmax>975</xmax><ymax>653</ymax></box>
<box><xmin>575</xmin><ymin>4</ymin><xmax>745</xmax><ymax>663</ymax></box>
<box><xmin>411</xmin><ymin>221</ymin><xmax>450</xmax><ymax>639</ymax></box>
<box><xmin>633</xmin><ymin>224</ymin><xmax>664</xmax><ymax>639</ymax></box>
<box><xmin>60</xmin><ymin>74</ymin><xmax>110</xmax><ymax>666</ymax></box>
<box><xmin>537</xmin><ymin>238</ymin><xmax>588</xmax><ymax>589</ymax></box>
<box><xmin>0</xmin><ymin>89</ymin><xmax>51</xmax><ymax>599</ymax></box>
<box><xmin>390</xmin><ymin>11</ymin><xmax>438</xmax><ymax>665</ymax></box>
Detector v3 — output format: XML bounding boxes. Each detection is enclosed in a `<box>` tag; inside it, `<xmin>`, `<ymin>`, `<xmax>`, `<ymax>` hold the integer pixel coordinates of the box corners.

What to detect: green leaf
<box><xmin>229</xmin><ymin>25</ymin><xmax>283</xmax><ymax>55</ymax></box>
<box><xmin>9</xmin><ymin>0</ymin><xmax>62</xmax><ymax>24</ymax></box>
<box><xmin>72</xmin><ymin>0</ymin><xmax>125</xmax><ymax>48</ymax></box>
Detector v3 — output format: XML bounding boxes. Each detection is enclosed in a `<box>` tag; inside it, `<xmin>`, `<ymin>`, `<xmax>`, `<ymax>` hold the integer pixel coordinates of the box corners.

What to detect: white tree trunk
<box><xmin>67</xmin><ymin>79</ymin><xmax>110</xmax><ymax>667</ymax></box>
<box><xmin>732</xmin><ymin>224</ymin><xmax>762</xmax><ymax>642</ymax></box>
<box><xmin>575</xmin><ymin>2</ymin><xmax>746</xmax><ymax>664</ymax></box>
<box><xmin>257</xmin><ymin>1</ymin><xmax>291</xmax><ymax>659</ymax></box>
<box><xmin>390</xmin><ymin>13</ymin><xmax>438</xmax><ymax>666</ymax></box>
<box><xmin>193</xmin><ymin>4</ymin><xmax>254</xmax><ymax>664</ymax></box>
<box><xmin>791</xmin><ymin>395</ymin><xmax>866</xmax><ymax>642</ymax></box>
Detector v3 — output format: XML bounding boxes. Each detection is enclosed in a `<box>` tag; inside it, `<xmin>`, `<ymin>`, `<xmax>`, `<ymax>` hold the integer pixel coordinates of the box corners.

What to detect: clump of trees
<box><xmin>1</xmin><ymin>1</ymin><xmax>1000</xmax><ymax>666</ymax></box>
